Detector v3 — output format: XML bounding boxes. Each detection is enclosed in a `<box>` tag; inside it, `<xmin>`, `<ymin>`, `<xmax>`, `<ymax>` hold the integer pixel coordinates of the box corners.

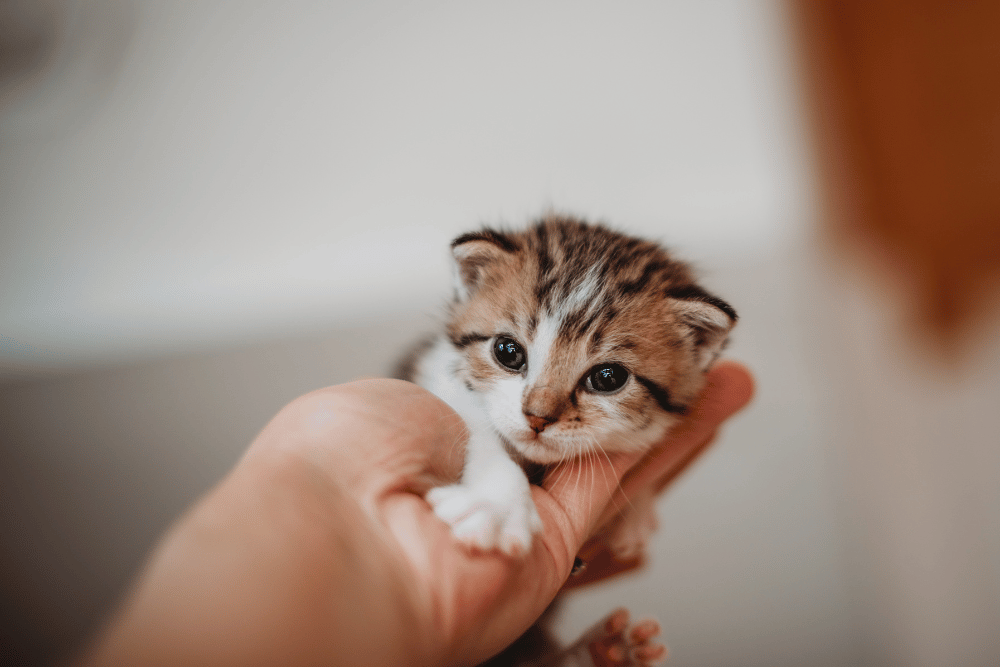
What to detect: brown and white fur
<box><xmin>399</xmin><ymin>215</ymin><xmax>736</xmax><ymax>664</ymax></box>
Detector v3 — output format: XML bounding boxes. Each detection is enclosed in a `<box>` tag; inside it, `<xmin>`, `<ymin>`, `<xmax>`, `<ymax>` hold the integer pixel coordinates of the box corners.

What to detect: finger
<box><xmin>559</xmin><ymin>546</ymin><xmax>643</xmax><ymax>590</ymax></box>
<box><xmin>247</xmin><ymin>379</ymin><xmax>468</xmax><ymax>497</ymax></box>
<box><xmin>599</xmin><ymin>361</ymin><xmax>754</xmax><ymax>527</ymax></box>
<box><xmin>538</xmin><ymin>448</ymin><xmax>640</xmax><ymax>549</ymax></box>
<box><xmin>538</xmin><ymin>361</ymin><xmax>754</xmax><ymax>558</ymax></box>
<box><xmin>381</xmin><ymin>491</ymin><xmax>568</xmax><ymax>663</ymax></box>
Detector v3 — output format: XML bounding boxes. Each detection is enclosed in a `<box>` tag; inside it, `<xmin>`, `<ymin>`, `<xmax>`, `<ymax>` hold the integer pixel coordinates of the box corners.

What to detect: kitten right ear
<box><xmin>450</xmin><ymin>229</ymin><xmax>518</xmax><ymax>300</ymax></box>
<box><xmin>667</xmin><ymin>286</ymin><xmax>738</xmax><ymax>370</ymax></box>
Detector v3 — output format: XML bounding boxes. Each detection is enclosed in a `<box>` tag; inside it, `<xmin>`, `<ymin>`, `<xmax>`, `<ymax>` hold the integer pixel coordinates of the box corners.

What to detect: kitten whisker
<box><xmin>585</xmin><ymin>433</ymin><xmax>634</xmax><ymax>519</ymax></box>
<box><xmin>585</xmin><ymin>449</ymin><xmax>596</xmax><ymax>523</ymax></box>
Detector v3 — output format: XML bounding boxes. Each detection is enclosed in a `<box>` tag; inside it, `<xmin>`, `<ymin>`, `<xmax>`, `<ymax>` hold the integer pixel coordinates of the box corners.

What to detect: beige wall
<box><xmin>2</xmin><ymin>244</ymin><xmax>865</xmax><ymax>667</ymax></box>
<box><xmin>4</xmin><ymin>2</ymin><xmax>998</xmax><ymax>666</ymax></box>
<box><xmin>1</xmin><ymin>0</ymin><xmax>806</xmax><ymax>375</ymax></box>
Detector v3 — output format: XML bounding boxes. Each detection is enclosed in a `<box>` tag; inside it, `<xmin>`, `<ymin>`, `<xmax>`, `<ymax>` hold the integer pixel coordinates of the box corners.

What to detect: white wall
<box><xmin>1</xmin><ymin>0</ymin><xmax>809</xmax><ymax>374</ymax></box>
<box><xmin>2</xmin><ymin>3</ymin><xmax>906</xmax><ymax>667</ymax></box>
<box><xmin>6</xmin><ymin>4</ymin><xmax>998</xmax><ymax>666</ymax></box>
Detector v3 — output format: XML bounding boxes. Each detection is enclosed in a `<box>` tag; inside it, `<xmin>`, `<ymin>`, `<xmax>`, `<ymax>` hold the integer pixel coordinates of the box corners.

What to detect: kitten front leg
<box><xmin>427</xmin><ymin>424</ymin><xmax>543</xmax><ymax>556</ymax></box>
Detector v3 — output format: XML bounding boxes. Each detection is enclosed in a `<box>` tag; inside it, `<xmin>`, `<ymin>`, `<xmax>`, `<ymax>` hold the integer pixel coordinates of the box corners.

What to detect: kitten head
<box><xmin>446</xmin><ymin>215</ymin><xmax>737</xmax><ymax>465</ymax></box>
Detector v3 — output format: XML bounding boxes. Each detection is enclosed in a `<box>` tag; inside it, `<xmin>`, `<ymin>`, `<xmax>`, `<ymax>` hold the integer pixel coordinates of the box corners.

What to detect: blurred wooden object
<box><xmin>792</xmin><ymin>5</ymin><xmax>1000</xmax><ymax>667</ymax></box>
<box><xmin>792</xmin><ymin>0</ymin><xmax>1000</xmax><ymax>351</ymax></box>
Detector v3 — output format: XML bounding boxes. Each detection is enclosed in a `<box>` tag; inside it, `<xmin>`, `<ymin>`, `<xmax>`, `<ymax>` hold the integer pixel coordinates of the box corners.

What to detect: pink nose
<box><xmin>526</xmin><ymin>414</ymin><xmax>556</xmax><ymax>433</ymax></box>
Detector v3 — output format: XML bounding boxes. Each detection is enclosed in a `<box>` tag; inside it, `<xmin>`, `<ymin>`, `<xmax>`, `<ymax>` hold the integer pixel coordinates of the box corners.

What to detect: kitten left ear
<box><xmin>450</xmin><ymin>229</ymin><xmax>518</xmax><ymax>301</ymax></box>
<box><xmin>669</xmin><ymin>292</ymin><xmax>737</xmax><ymax>370</ymax></box>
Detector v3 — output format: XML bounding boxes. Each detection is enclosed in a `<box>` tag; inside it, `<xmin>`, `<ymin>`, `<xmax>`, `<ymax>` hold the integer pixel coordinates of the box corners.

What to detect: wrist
<box><xmin>82</xmin><ymin>447</ymin><xmax>434</xmax><ymax>667</ymax></box>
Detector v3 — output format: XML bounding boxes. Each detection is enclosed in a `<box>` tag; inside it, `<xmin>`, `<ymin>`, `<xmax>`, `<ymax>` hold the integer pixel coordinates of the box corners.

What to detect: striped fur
<box><xmin>405</xmin><ymin>215</ymin><xmax>736</xmax><ymax>560</ymax></box>
<box><xmin>424</xmin><ymin>214</ymin><xmax>737</xmax><ymax>466</ymax></box>
<box><xmin>406</xmin><ymin>216</ymin><xmax>736</xmax><ymax>665</ymax></box>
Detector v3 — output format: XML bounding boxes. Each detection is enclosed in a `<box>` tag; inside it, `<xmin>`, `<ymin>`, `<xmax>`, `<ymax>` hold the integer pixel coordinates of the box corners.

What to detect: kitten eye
<box><xmin>586</xmin><ymin>363</ymin><xmax>630</xmax><ymax>393</ymax></box>
<box><xmin>493</xmin><ymin>336</ymin><xmax>526</xmax><ymax>371</ymax></box>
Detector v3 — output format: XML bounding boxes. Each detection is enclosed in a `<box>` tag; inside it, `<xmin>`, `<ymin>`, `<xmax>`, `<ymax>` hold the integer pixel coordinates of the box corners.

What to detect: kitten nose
<box><xmin>525</xmin><ymin>413</ymin><xmax>556</xmax><ymax>433</ymax></box>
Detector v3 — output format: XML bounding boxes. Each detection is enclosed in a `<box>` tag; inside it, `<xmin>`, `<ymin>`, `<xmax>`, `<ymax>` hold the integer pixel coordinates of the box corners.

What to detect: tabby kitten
<box><xmin>400</xmin><ymin>215</ymin><xmax>737</xmax><ymax>559</ymax></box>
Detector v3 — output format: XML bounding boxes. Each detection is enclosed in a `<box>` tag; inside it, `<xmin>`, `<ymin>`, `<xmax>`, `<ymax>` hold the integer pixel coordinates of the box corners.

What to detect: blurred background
<box><xmin>1</xmin><ymin>1</ymin><xmax>998</xmax><ymax>666</ymax></box>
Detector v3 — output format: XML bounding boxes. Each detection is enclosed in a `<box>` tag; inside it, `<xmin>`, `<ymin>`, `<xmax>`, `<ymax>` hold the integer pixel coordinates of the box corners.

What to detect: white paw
<box><xmin>607</xmin><ymin>503</ymin><xmax>658</xmax><ymax>560</ymax></box>
<box><xmin>426</xmin><ymin>484</ymin><xmax>543</xmax><ymax>556</ymax></box>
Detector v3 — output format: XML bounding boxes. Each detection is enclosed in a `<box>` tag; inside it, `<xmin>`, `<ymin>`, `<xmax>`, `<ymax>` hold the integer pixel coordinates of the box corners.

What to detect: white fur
<box><xmin>415</xmin><ymin>223</ymin><xmax>734</xmax><ymax>562</ymax></box>
<box><xmin>559</xmin><ymin>267</ymin><xmax>602</xmax><ymax>318</ymax></box>
<box><xmin>414</xmin><ymin>322</ymin><xmax>673</xmax><ymax>556</ymax></box>
<box><xmin>525</xmin><ymin>315</ymin><xmax>560</xmax><ymax>385</ymax></box>
<box><xmin>415</xmin><ymin>338</ymin><xmax>543</xmax><ymax>555</ymax></box>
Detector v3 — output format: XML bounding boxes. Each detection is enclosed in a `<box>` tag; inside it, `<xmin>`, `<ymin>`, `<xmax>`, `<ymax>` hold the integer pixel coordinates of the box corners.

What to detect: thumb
<box><xmin>537</xmin><ymin>360</ymin><xmax>755</xmax><ymax>564</ymax></box>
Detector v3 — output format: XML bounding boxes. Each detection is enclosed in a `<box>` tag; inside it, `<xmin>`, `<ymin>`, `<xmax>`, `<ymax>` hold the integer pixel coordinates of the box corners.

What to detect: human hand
<box><xmin>81</xmin><ymin>361</ymin><xmax>753</xmax><ymax>667</ymax></box>
<box><xmin>261</xmin><ymin>359</ymin><xmax>752</xmax><ymax>665</ymax></box>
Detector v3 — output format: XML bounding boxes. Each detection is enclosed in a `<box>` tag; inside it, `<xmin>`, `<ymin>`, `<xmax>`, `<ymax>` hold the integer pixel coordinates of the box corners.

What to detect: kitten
<box><xmin>399</xmin><ymin>215</ymin><xmax>736</xmax><ymax>559</ymax></box>
<box><xmin>397</xmin><ymin>215</ymin><xmax>736</xmax><ymax>666</ymax></box>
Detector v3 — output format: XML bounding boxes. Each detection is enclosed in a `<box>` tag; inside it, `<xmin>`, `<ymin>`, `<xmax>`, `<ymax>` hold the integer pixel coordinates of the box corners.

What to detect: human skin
<box><xmin>78</xmin><ymin>361</ymin><xmax>753</xmax><ymax>667</ymax></box>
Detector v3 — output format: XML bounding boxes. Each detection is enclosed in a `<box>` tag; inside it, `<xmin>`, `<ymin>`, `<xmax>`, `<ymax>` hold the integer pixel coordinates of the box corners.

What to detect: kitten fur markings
<box><xmin>401</xmin><ymin>215</ymin><xmax>737</xmax><ymax>558</ymax></box>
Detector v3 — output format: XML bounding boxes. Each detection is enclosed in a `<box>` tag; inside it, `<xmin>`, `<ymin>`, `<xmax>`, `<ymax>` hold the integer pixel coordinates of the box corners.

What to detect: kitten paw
<box><xmin>426</xmin><ymin>484</ymin><xmax>543</xmax><ymax>556</ymax></box>
<box><xmin>575</xmin><ymin>608</ymin><xmax>667</xmax><ymax>666</ymax></box>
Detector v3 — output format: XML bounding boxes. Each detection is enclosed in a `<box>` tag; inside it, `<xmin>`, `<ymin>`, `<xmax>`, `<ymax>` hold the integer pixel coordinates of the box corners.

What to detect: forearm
<box><xmin>78</xmin><ymin>453</ymin><xmax>433</xmax><ymax>667</ymax></box>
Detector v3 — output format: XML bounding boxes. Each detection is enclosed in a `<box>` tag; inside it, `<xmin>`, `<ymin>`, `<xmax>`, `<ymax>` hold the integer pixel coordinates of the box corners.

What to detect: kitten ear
<box><xmin>668</xmin><ymin>288</ymin><xmax>738</xmax><ymax>370</ymax></box>
<box><xmin>450</xmin><ymin>229</ymin><xmax>518</xmax><ymax>300</ymax></box>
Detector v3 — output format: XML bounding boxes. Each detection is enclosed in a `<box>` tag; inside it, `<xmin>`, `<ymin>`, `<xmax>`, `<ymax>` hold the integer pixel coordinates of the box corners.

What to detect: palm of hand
<box><xmin>268</xmin><ymin>361</ymin><xmax>751</xmax><ymax>667</ymax></box>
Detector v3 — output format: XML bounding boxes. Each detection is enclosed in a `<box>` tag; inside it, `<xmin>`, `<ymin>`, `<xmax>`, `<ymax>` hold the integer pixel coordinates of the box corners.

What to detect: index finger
<box><xmin>538</xmin><ymin>360</ymin><xmax>754</xmax><ymax>551</ymax></box>
<box><xmin>603</xmin><ymin>360</ymin><xmax>755</xmax><ymax>525</ymax></box>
